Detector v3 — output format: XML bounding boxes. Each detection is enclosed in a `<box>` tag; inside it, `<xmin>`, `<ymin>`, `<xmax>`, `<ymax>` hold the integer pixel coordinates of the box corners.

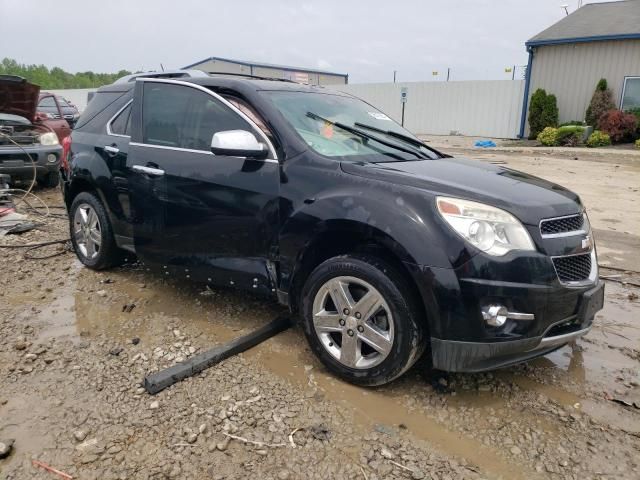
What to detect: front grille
<box><xmin>552</xmin><ymin>253</ymin><xmax>592</xmax><ymax>283</ymax></box>
<box><xmin>541</xmin><ymin>214</ymin><xmax>584</xmax><ymax>236</ymax></box>
<box><xmin>0</xmin><ymin>153</ymin><xmax>38</xmax><ymax>164</ymax></box>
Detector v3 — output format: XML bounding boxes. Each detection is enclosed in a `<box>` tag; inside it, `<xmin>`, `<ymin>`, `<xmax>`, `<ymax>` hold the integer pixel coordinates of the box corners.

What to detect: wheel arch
<box><xmin>285</xmin><ymin>219</ymin><xmax>432</xmax><ymax>338</ymax></box>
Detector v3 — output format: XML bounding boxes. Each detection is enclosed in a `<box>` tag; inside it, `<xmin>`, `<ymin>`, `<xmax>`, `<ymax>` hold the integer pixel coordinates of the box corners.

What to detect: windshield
<box><xmin>264</xmin><ymin>91</ymin><xmax>439</xmax><ymax>161</ymax></box>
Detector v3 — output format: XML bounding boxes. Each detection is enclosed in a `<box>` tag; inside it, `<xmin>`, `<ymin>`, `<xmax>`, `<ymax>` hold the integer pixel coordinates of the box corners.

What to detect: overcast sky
<box><xmin>0</xmin><ymin>0</ymin><xmax>610</xmax><ymax>83</ymax></box>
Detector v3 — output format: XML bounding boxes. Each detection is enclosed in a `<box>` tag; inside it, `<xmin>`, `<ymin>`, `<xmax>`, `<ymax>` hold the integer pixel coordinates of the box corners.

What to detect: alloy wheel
<box><xmin>73</xmin><ymin>203</ymin><xmax>102</xmax><ymax>260</ymax></box>
<box><xmin>312</xmin><ymin>276</ymin><xmax>394</xmax><ymax>369</ymax></box>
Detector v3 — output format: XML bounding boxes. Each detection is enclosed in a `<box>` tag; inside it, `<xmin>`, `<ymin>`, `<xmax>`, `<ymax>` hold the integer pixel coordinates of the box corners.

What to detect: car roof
<box><xmin>97</xmin><ymin>72</ymin><xmax>350</xmax><ymax>96</ymax></box>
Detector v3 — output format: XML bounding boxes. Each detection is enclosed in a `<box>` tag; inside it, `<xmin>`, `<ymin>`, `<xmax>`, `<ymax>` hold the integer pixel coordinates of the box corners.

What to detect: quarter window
<box><xmin>142</xmin><ymin>83</ymin><xmax>255</xmax><ymax>151</ymax></box>
<box><xmin>621</xmin><ymin>77</ymin><xmax>640</xmax><ymax>111</ymax></box>
<box><xmin>110</xmin><ymin>103</ymin><xmax>131</xmax><ymax>136</ymax></box>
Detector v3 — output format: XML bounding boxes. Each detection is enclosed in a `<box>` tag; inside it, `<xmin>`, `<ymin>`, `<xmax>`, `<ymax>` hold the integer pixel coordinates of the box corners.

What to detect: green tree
<box><xmin>528</xmin><ymin>89</ymin><xmax>558</xmax><ymax>139</ymax></box>
<box><xmin>0</xmin><ymin>57</ymin><xmax>131</xmax><ymax>89</ymax></box>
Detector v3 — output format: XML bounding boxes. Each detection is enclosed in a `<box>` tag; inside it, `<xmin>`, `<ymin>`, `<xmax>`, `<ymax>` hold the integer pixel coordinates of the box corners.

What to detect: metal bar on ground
<box><xmin>144</xmin><ymin>316</ymin><xmax>292</xmax><ymax>395</ymax></box>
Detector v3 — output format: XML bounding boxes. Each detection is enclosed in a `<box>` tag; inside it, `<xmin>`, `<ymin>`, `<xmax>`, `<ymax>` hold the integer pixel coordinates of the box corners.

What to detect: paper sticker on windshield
<box><xmin>368</xmin><ymin>112</ymin><xmax>391</xmax><ymax>121</ymax></box>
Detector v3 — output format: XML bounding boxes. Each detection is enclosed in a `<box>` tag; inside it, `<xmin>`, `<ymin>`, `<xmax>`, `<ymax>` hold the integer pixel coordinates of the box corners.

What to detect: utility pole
<box><xmin>512</xmin><ymin>65</ymin><xmax>516</xmax><ymax>80</ymax></box>
<box><xmin>393</xmin><ymin>70</ymin><xmax>397</xmax><ymax>83</ymax></box>
<box><xmin>446</xmin><ymin>68</ymin><xmax>450</xmax><ymax>82</ymax></box>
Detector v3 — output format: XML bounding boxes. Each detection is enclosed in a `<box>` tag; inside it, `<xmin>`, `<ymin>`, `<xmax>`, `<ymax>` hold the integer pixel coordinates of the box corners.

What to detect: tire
<box><xmin>37</xmin><ymin>171</ymin><xmax>60</xmax><ymax>188</ymax></box>
<box><xmin>300</xmin><ymin>254</ymin><xmax>426</xmax><ymax>386</ymax></box>
<box><xmin>69</xmin><ymin>192</ymin><xmax>124</xmax><ymax>270</ymax></box>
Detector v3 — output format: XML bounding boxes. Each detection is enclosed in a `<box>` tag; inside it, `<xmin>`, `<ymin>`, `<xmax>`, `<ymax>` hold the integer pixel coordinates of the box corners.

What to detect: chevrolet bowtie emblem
<box><xmin>581</xmin><ymin>236</ymin><xmax>593</xmax><ymax>250</ymax></box>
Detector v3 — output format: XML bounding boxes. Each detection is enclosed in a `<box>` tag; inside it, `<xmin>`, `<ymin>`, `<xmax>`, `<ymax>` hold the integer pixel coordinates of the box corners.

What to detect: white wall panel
<box><xmin>331</xmin><ymin>80</ymin><xmax>525</xmax><ymax>138</ymax></box>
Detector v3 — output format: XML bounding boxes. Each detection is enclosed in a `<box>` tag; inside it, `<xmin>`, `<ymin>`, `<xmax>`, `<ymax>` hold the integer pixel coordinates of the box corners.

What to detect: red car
<box><xmin>35</xmin><ymin>93</ymin><xmax>72</xmax><ymax>142</ymax></box>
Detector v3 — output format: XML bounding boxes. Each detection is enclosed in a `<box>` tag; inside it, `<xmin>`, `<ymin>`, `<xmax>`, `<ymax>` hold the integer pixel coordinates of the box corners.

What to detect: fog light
<box><xmin>47</xmin><ymin>154</ymin><xmax>57</xmax><ymax>163</ymax></box>
<box><xmin>482</xmin><ymin>304</ymin><xmax>508</xmax><ymax>327</ymax></box>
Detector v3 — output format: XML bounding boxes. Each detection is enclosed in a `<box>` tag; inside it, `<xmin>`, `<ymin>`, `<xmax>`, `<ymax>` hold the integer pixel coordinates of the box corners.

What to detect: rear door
<box><xmin>126</xmin><ymin>79</ymin><xmax>280</xmax><ymax>293</ymax></box>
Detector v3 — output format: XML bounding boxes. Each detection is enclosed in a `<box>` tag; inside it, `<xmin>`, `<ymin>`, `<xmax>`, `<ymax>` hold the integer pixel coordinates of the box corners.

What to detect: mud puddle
<box><xmin>27</xmin><ymin>264</ymin><xmax>637</xmax><ymax>479</ymax></box>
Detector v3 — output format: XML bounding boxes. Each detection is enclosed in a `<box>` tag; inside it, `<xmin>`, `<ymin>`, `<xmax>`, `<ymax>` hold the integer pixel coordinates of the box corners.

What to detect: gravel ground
<box><xmin>1</xmin><ymin>147</ymin><xmax>639</xmax><ymax>479</ymax></box>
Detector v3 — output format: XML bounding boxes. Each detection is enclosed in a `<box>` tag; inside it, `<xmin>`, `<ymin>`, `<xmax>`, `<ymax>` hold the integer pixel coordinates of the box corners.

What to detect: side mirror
<box><xmin>210</xmin><ymin>130</ymin><xmax>269</xmax><ymax>160</ymax></box>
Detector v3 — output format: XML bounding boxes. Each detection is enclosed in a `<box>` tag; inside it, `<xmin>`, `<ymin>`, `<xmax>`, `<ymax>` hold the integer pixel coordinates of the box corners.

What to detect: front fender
<box><xmin>278</xmin><ymin>185</ymin><xmax>469</xmax><ymax>293</ymax></box>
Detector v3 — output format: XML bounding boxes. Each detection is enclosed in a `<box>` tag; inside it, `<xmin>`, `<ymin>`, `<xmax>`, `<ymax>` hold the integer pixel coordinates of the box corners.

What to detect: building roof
<box><xmin>182</xmin><ymin>56</ymin><xmax>348</xmax><ymax>78</ymax></box>
<box><xmin>527</xmin><ymin>0</ymin><xmax>640</xmax><ymax>46</ymax></box>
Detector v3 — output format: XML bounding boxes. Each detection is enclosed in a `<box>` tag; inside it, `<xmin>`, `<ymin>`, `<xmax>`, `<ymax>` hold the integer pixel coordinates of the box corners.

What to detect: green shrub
<box><xmin>556</xmin><ymin>125</ymin><xmax>584</xmax><ymax>146</ymax></box>
<box><xmin>585</xmin><ymin>79</ymin><xmax>615</xmax><ymax>126</ymax></box>
<box><xmin>557</xmin><ymin>125</ymin><xmax>585</xmax><ymax>134</ymax></box>
<box><xmin>596</xmin><ymin>78</ymin><xmax>608</xmax><ymax>91</ymax></box>
<box><xmin>559</xmin><ymin>120</ymin><xmax>585</xmax><ymax>127</ymax></box>
<box><xmin>537</xmin><ymin>127</ymin><xmax>559</xmax><ymax>146</ymax></box>
<box><xmin>586</xmin><ymin>130</ymin><xmax>611</xmax><ymax>148</ymax></box>
<box><xmin>528</xmin><ymin>89</ymin><xmax>559</xmax><ymax>138</ymax></box>
<box><xmin>635</xmin><ymin>138</ymin><xmax>640</xmax><ymax>150</ymax></box>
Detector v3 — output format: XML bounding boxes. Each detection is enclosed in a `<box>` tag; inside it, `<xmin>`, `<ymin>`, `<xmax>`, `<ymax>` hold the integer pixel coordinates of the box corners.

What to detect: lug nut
<box><xmin>357</xmin><ymin>325</ymin><xmax>364</xmax><ymax>333</ymax></box>
<box><xmin>355</xmin><ymin>312</ymin><xmax>361</xmax><ymax>319</ymax></box>
<box><xmin>343</xmin><ymin>308</ymin><xmax>350</xmax><ymax>315</ymax></box>
<box><xmin>339</xmin><ymin>319</ymin><xmax>345</xmax><ymax>326</ymax></box>
<box><xmin>347</xmin><ymin>329</ymin><xmax>354</xmax><ymax>336</ymax></box>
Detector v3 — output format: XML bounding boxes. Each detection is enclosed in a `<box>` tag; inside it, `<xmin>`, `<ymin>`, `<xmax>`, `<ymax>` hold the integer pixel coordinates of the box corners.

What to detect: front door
<box><xmin>126</xmin><ymin>79</ymin><xmax>280</xmax><ymax>293</ymax></box>
<box><xmin>37</xmin><ymin>95</ymin><xmax>71</xmax><ymax>140</ymax></box>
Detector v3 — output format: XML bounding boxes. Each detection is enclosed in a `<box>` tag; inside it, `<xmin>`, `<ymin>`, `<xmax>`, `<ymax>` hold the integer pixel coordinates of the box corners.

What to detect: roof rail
<box><xmin>113</xmin><ymin>69</ymin><xmax>209</xmax><ymax>84</ymax></box>
<box><xmin>206</xmin><ymin>72</ymin><xmax>300</xmax><ymax>83</ymax></box>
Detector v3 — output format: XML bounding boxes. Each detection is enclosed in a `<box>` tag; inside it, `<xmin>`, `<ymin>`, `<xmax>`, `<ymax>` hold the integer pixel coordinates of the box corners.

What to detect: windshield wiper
<box><xmin>353</xmin><ymin>122</ymin><xmax>447</xmax><ymax>158</ymax></box>
<box><xmin>306</xmin><ymin>112</ymin><xmax>425</xmax><ymax>159</ymax></box>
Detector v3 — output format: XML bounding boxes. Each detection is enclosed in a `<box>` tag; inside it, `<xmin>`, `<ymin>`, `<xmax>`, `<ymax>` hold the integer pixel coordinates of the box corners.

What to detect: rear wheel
<box><xmin>301</xmin><ymin>254</ymin><xmax>426</xmax><ymax>386</ymax></box>
<box><xmin>69</xmin><ymin>192</ymin><xmax>124</xmax><ymax>270</ymax></box>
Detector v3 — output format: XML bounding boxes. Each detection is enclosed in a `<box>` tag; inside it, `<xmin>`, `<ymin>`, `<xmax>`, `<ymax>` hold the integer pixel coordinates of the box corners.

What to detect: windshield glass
<box><xmin>264</xmin><ymin>91</ymin><xmax>438</xmax><ymax>161</ymax></box>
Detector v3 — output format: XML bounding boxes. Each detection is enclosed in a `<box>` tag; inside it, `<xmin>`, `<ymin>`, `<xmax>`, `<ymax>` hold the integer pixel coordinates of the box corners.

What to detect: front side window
<box><xmin>621</xmin><ymin>77</ymin><xmax>640</xmax><ymax>111</ymax></box>
<box><xmin>264</xmin><ymin>91</ymin><xmax>438</xmax><ymax>161</ymax></box>
<box><xmin>142</xmin><ymin>83</ymin><xmax>255</xmax><ymax>151</ymax></box>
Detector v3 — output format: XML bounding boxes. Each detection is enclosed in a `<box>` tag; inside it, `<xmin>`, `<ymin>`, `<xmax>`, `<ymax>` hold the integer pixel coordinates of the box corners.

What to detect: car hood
<box><xmin>341</xmin><ymin>157</ymin><xmax>582</xmax><ymax>225</ymax></box>
<box><xmin>0</xmin><ymin>76</ymin><xmax>40</xmax><ymax>122</ymax></box>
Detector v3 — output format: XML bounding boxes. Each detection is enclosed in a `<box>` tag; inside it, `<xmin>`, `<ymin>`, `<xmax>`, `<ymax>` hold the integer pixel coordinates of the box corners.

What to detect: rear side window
<box><xmin>142</xmin><ymin>83</ymin><xmax>253</xmax><ymax>151</ymax></box>
<box><xmin>109</xmin><ymin>103</ymin><xmax>131</xmax><ymax>136</ymax></box>
<box><xmin>75</xmin><ymin>91</ymin><xmax>128</xmax><ymax>130</ymax></box>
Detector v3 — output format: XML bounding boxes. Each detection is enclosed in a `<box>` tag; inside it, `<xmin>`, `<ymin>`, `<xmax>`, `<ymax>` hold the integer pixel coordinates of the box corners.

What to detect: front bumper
<box><xmin>430</xmin><ymin>280</ymin><xmax>603</xmax><ymax>372</ymax></box>
<box><xmin>0</xmin><ymin>144</ymin><xmax>62</xmax><ymax>180</ymax></box>
<box><xmin>405</xmin><ymin>236</ymin><xmax>605</xmax><ymax>372</ymax></box>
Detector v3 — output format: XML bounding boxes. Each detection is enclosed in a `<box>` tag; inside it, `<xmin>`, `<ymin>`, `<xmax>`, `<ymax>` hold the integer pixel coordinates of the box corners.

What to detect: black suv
<box><xmin>62</xmin><ymin>71</ymin><xmax>604</xmax><ymax>386</ymax></box>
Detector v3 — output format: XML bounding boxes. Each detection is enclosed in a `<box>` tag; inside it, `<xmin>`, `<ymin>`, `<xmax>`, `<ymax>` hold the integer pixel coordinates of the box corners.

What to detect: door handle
<box><xmin>104</xmin><ymin>145</ymin><xmax>120</xmax><ymax>156</ymax></box>
<box><xmin>132</xmin><ymin>164</ymin><xmax>165</xmax><ymax>176</ymax></box>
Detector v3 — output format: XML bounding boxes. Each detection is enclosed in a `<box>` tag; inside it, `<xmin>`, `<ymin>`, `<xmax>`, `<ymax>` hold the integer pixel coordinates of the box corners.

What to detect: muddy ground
<box><xmin>1</xmin><ymin>146</ymin><xmax>639</xmax><ymax>480</ymax></box>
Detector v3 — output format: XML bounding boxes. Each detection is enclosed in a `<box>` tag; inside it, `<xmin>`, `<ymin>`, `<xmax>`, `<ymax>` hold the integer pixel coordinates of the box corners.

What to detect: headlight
<box><xmin>436</xmin><ymin>197</ymin><xmax>535</xmax><ymax>256</ymax></box>
<box><xmin>39</xmin><ymin>132</ymin><xmax>59</xmax><ymax>146</ymax></box>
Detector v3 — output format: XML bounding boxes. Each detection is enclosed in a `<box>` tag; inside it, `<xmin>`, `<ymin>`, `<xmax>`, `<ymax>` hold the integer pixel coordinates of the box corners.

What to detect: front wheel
<box><xmin>300</xmin><ymin>254</ymin><xmax>426</xmax><ymax>386</ymax></box>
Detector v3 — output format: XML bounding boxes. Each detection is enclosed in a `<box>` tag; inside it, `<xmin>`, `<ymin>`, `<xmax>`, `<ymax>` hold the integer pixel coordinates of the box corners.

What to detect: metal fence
<box><xmin>331</xmin><ymin>80</ymin><xmax>525</xmax><ymax>139</ymax></box>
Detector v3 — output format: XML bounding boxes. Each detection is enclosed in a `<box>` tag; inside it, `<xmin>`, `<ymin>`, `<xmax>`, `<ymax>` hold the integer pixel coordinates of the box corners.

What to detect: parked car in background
<box><xmin>36</xmin><ymin>93</ymin><xmax>72</xmax><ymax>141</ymax></box>
<box><xmin>56</xmin><ymin>96</ymin><xmax>80</xmax><ymax>128</ymax></box>
<box><xmin>61</xmin><ymin>71</ymin><xmax>604</xmax><ymax>386</ymax></box>
<box><xmin>0</xmin><ymin>75</ymin><xmax>62</xmax><ymax>187</ymax></box>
